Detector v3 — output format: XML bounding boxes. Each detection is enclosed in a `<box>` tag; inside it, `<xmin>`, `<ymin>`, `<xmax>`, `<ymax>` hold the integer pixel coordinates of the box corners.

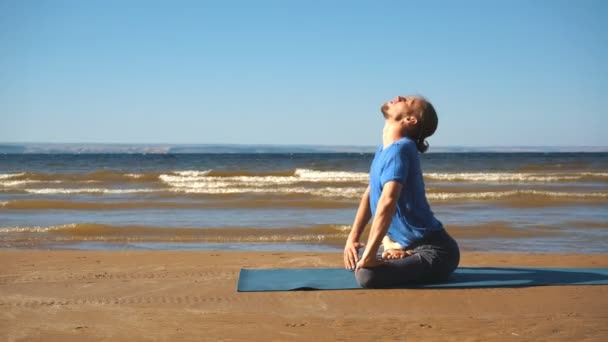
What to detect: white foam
<box><xmin>0</xmin><ymin>180</ymin><xmax>42</xmax><ymax>187</ymax></box>
<box><xmin>0</xmin><ymin>172</ymin><xmax>25</xmax><ymax>180</ymax></box>
<box><xmin>158</xmin><ymin>169</ymin><xmax>369</xmax><ymax>191</ymax></box>
<box><xmin>423</xmin><ymin>172</ymin><xmax>604</xmax><ymax>182</ymax></box>
<box><xmin>160</xmin><ymin>175</ymin><xmax>309</xmax><ymax>187</ymax></box>
<box><xmin>172</xmin><ymin>170</ymin><xmax>212</xmax><ymax>177</ymax></box>
<box><xmin>24</xmin><ymin>188</ymin><xmax>160</xmax><ymax>194</ymax></box>
<box><xmin>428</xmin><ymin>190</ymin><xmax>608</xmax><ymax>200</ymax></box>
<box><xmin>580</xmin><ymin>172</ymin><xmax>608</xmax><ymax>177</ymax></box>
<box><xmin>168</xmin><ymin>186</ymin><xmax>364</xmax><ymax>198</ymax></box>
<box><xmin>161</xmin><ymin>170</ymin><xmax>608</xmax><ymax>188</ymax></box>
<box><xmin>524</xmin><ymin>190</ymin><xmax>608</xmax><ymax>198</ymax></box>
<box><xmin>294</xmin><ymin>169</ymin><xmax>369</xmax><ymax>181</ymax></box>
<box><xmin>0</xmin><ymin>180</ymin><xmax>65</xmax><ymax>187</ymax></box>
<box><xmin>335</xmin><ymin>225</ymin><xmax>352</xmax><ymax>232</ymax></box>
<box><xmin>0</xmin><ymin>223</ymin><xmax>77</xmax><ymax>233</ymax></box>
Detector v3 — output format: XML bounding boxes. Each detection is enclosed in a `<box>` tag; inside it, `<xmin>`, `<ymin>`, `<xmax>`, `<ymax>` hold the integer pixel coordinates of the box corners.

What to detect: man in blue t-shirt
<box><xmin>343</xmin><ymin>95</ymin><xmax>460</xmax><ymax>288</ymax></box>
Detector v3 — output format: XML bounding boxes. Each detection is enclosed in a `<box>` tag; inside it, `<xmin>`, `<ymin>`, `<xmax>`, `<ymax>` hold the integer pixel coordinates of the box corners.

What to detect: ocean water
<box><xmin>1</xmin><ymin>152</ymin><xmax>607</xmax><ymax>253</ymax></box>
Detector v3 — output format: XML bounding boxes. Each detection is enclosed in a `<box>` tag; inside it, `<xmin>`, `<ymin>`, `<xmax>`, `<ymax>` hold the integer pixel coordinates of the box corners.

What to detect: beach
<box><xmin>1</xmin><ymin>250</ymin><xmax>607</xmax><ymax>341</ymax></box>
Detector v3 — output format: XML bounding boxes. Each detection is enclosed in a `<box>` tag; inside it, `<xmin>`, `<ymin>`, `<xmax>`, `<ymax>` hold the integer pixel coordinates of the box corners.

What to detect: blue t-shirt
<box><xmin>369</xmin><ymin>136</ymin><xmax>443</xmax><ymax>248</ymax></box>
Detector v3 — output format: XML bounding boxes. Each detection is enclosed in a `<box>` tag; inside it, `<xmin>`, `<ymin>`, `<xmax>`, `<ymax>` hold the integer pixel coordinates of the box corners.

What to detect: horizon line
<box><xmin>1</xmin><ymin>142</ymin><xmax>607</xmax><ymax>154</ymax></box>
<box><xmin>1</xmin><ymin>141</ymin><xmax>607</xmax><ymax>148</ymax></box>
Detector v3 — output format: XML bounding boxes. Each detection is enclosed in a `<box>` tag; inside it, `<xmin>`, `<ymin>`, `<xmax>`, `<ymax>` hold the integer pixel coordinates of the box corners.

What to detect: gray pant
<box><xmin>355</xmin><ymin>229</ymin><xmax>460</xmax><ymax>288</ymax></box>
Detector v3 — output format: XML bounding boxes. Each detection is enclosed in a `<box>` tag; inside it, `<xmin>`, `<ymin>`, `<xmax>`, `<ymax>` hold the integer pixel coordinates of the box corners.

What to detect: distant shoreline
<box><xmin>1</xmin><ymin>142</ymin><xmax>607</xmax><ymax>154</ymax></box>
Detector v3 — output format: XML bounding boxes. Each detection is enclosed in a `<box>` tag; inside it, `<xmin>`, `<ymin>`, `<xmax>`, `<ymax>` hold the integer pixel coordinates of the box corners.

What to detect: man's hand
<box><xmin>355</xmin><ymin>255</ymin><xmax>388</xmax><ymax>270</ymax></box>
<box><xmin>343</xmin><ymin>241</ymin><xmax>366</xmax><ymax>270</ymax></box>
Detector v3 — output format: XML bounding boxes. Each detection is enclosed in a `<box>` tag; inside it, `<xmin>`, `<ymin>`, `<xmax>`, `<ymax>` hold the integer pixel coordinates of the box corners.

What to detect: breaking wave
<box><xmin>0</xmin><ymin>223</ymin><xmax>352</xmax><ymax>244</ymax></box>
<box><xmin>424</xmin><ymin>172</ymin><xmax>608</xmax><ymax>183</ymax></box>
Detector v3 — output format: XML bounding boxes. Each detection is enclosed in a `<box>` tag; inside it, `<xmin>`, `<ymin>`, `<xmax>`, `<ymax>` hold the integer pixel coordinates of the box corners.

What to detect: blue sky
<box><xmin>1</xmin><ymin>0</ymin><xmax>606</xmax><ymax>147</ymax></box>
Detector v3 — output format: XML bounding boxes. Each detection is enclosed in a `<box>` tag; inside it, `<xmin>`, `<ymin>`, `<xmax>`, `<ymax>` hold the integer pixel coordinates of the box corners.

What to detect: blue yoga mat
<box><xmin>237</xmin><ymin>267</ymin><xmax>608</xmax><ymax>292</ymax></box>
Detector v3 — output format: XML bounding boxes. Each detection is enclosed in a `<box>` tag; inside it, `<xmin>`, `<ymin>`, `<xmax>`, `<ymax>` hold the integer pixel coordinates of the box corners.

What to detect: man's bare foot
<box><xmin>382</xmin><ymin>249</ymin><xmax>415</xmax><ymax>259</ymax></box>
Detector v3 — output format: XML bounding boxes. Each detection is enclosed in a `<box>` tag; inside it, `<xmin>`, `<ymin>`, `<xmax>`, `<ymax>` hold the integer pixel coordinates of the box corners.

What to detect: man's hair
<box><xmin>414</xmin><ymin>98</ymin><xmax>438</xmax><ymax>154</ymax></box>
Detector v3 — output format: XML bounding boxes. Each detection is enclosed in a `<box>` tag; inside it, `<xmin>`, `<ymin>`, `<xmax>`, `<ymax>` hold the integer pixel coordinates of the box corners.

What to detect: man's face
<box><xmin>381</xmin><ymin>96</ymin><xmax>424</xmax><ymax>121</ymax></box>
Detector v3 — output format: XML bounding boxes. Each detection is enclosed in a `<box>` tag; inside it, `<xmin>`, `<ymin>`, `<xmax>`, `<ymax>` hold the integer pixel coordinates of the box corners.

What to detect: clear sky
<box><xmin>1</xmin><ymin>0</ymin><xmax>606</xmax><ymax>147</ymax></box>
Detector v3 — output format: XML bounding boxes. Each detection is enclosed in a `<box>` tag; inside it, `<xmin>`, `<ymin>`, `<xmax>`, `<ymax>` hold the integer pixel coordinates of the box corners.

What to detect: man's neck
<box><xmin>382</xmin><ymin>125</ymin><xmax>404</xmax><ymax>148</ymax></box>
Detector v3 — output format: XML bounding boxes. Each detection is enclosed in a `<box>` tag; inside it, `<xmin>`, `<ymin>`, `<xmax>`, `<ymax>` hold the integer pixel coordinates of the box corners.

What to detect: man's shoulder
<box><xmin>388</xmin><ymin>137</ymin><xmax>416</xmax><ymax>154</ymax></box>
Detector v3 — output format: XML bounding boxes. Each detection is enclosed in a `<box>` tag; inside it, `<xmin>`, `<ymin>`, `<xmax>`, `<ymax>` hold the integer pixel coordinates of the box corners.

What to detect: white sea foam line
<box><xmin>0</xmin><ymin>223</ymin><xmax>77</xmax><ymax>233</ymax></box>
<box><xmin>310</xmin><ymin>188</ymin><xmax>363</xmax><ymax>198</ymax></box>
<box><xmin>580</xmin><ymin>172</ymin><xmax>608</xmax><ymax>177</ymax></box>
<box><xmin>161</xmin><ymin>170</ymin><xmax>608</xmax><ymax>187</ymax></box>
<box><xmin>170</xmin><ymin>169</ymin><xmax>367</xmax><ymax>180</ymax></box>
<box><xmin>254</xmin><ymin>234</ymin><xmax>347</xmax><ymax>242</ymax></box>
<box><xmin>424</xmin><ymin>172</ymin><xmax>608</xmax><ymax>182</ymax></box>
<box><xmin>160</xmin><ymin>169</ymin><xmax>368</xmax><ymax>183</ymax></box>
<box><xmin>428</xmin><ymin>190</ymin><xmax>608</xmax><ymax>200</ymax></box>
<box><xmin>18</xmin><ymin>186</ymin><xmax>363</xmax><ymax>197</ymax></box>
<box><xmin>294</xmin><ymin>169</ymin><xmax>369</xmax><ymax>180</ymax></box>
<box><xmin>0</xmin><ymin>172</ymin><xmax>25</xmax><ymax>180</ymax></box>
<box><xmin>168</xmin><ymin>186</ymin><xmax>364</xmax><ymax>198</ymax></box>
<box><xmin>24</xmin><ymin>188</ymin><xmax>161</xmax><ymax>194</ymax></box>
<box><xmin>523</xmin><ymin>190</ymin><xmax>608</xmax><ymax>198</ymax></box>
<box><xmin>159</xmin><ymin>175</ymin><xmax>368</xmax><ymax>187</ymax></box>
<box><xmin>158</xmin><ymin>176</ymin><xmax>608</xmax><ymax>193</ymax></box>
<box><xmin>0</xmin><ymin>223</ymin><xmax>352</xmax><ymax>236</ymax></box>
<box><xmin>172</xmin><ymin>170</ymin><xmax>212</xmax><ymax>177</ymax></box>
<box><xmin>159</xmin><ymin>177</ymin><xmax>365</xmax><ymax>188</ymax></box>
<box><xmin>160</xmin><ymin>180</ymin><xmax>277</xmax><ymax>189</ymax></box>
<box><xmin>160</xmin><ymin>175</ymin><xmax>301</xmax><ymax>185</ymax></box>
<box><xmin>0</xmin><ymin>180</ymin><xmax>64</xmax><ymax>187</ymax></box>
<box><xmin>16</xmin><ymin>186</ymin><xmax>608</xmax><ymax>199</ymax></box>
<box><xmin>0</xmin><ymin>180</ymin><xmax>42</xmax><ymax>187</ymax></box>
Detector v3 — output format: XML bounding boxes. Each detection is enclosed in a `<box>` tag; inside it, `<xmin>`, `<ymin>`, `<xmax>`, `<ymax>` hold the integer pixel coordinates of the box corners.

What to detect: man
<box><xmin>343</xmin><ymin>95</ymin><xmax>460</xmax><ymax>288</ymax></box>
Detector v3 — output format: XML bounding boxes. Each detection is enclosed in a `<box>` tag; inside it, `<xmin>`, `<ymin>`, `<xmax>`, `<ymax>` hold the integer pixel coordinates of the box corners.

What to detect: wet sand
<box><xmin>1</xmin><ymin>251</ymin><xmax>607</xmax><ymax>341</ymax></box>
<box><xmin>0</xmin><ymin>222</ymin><xmax>571</xmax><ymax>250</ymax></box>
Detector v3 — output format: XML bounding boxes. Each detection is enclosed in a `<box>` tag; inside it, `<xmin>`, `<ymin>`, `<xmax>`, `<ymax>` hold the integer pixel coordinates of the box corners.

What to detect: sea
<box><xmin>1</xmin><ymin>148</ymin><xmax>607</xmax><ymax>254</ymax></box>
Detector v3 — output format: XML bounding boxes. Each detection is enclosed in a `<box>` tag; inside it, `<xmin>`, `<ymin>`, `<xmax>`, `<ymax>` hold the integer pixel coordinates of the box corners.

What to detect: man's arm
<box><xmin>347</xmin><ymin>185</ymin><xmax>371</xmax><ymax>243</ymax></box>
<box><xmin>344</xmin><ymin>186</ymin><xmax>371</xmax><ymax>269</ymax></box>
<box><xmin>357</xmin><ymin>181</ymin><xmax>403</xmax><ymax>268</ymax></box>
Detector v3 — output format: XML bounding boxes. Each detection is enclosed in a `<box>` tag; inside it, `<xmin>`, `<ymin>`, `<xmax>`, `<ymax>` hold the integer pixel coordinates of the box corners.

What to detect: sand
<box><xmin>1</xmin><ymin>250</ymin><xmax>607</xmax><ymax>341</ymax></box>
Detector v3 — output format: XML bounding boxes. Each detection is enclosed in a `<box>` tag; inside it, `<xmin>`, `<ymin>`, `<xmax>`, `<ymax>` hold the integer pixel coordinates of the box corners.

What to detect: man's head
<box><xmin>380</xmin><ymin>95</ymin><xmax>438</xmax><ymax>153</ymax></box>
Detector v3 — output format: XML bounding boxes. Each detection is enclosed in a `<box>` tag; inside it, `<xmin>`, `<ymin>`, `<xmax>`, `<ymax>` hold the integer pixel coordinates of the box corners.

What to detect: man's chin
<box><xmin>380</xmin><ymin>104</ymin><xmax>389</xmax><ymax>115</ymax></box>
